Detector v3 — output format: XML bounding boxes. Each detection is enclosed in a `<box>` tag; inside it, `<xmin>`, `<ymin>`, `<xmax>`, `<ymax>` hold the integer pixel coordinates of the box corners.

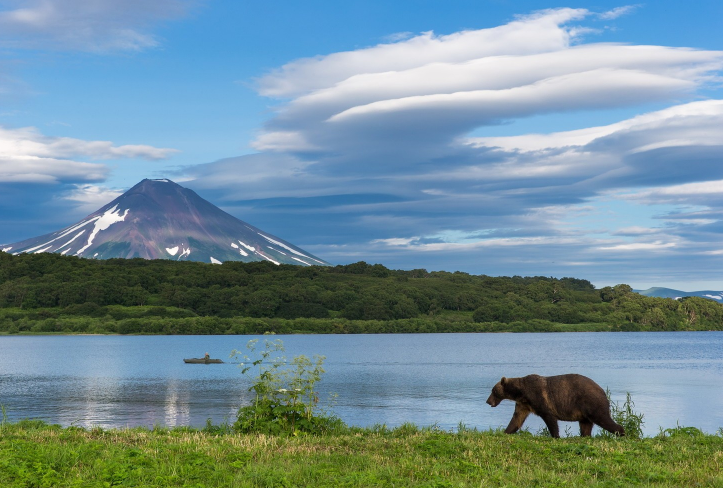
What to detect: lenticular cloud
<box><xmin>257</xmin><ymin>8</ymin><xmax>589</xmax><ymax>98</ymax></box>
<box><xmin>252</xmin><ymin>8</ymin><xmax>723</xmax><ymax>165</ymax></box>
<box><xmin>189</xmin><ymin>7</ymin><xmax>723</xmax><ymax>285</ymax></box>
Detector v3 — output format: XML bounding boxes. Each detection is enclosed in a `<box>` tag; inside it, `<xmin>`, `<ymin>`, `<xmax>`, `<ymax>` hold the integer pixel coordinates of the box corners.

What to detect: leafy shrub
<box><xmin>659</xmin><ymin>423</ymin><xmax>704</xmax><ymax>438</ymax></box>
<box><xmin>601</xmin><ymin>391</ymin><xmax>644</xmax><ymax>439</ymax></box>
<box><xmin>231</xmin><ymin>339</ymin><xmax>343</xmax><ymax>435</ymax></box>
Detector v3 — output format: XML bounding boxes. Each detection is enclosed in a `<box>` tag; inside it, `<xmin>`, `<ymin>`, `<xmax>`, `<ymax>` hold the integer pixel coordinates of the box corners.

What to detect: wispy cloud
<box><xmin>61</xmin><ymin>184</ymin><xmax>124</xmax><ymax>214</ymax></box>
<box><xmin>598</xmin><ymin>5</ymin><xmax>640</xmax><ymax>21</ymax></box>
<box><xmin>0</xmin><ymin>0</ymin><xmax>192</xmax><ymax>52</ymax></box>
<box><xmin>599</xmin><ymin>242</ymin><xmax>676</xmax><ymax>251</ymax></box>
<box><xmin>382</xmin><ymin>32</ymin><xmax>414</xmax><ymax>43</ymax></box>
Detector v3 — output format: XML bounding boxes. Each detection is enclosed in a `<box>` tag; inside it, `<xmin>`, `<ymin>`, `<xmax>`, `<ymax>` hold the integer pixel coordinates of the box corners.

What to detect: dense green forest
<box><xmin>1</xmin><ymin>251</ymin><xmax>721</xmax><ymax>334</ymax></box>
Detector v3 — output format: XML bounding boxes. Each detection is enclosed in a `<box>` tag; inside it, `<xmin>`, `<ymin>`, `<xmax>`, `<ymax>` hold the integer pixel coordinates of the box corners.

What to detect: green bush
<box><xmin>602</xmin><ymin>391</ymin><xmax>644</xmax><ymax>439</ymax></box>
<box><xmin>231</xmin><ymin>339</ymin><xmax>343</xmax><ymax>435</ymax></box>
<box><xmin>660</xmin><ymin>424</ymin><xmax>704</xmax><ymax>438</ymax></box>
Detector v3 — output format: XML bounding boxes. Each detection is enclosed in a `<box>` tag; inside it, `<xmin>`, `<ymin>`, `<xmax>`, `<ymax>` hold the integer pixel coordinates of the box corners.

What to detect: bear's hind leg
<box><xmin>598</xmin><ymin>417</ymin><xmax>625</xmax><ymax>436</ymax></box>
<box><xmin>505</xmin><ymin>403</ymin><xmax>531</xmax><ymax>434</ymax></box>
<box><xmin>579</xmin><ymin>420</ymin><xmax>593</xmax><ymax>437</ymax></box>
<box><xmin>593</xmin><ymin>413</ymin><xmax>625</xmax><ymax>436</ymax></box>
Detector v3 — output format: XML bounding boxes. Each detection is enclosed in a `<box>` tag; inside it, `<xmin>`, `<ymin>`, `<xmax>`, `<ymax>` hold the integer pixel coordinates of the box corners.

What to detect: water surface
<box><xmin>0</xmin><ymin>332</ymin><xmax>721</xmax><ymax>436</ymax></box>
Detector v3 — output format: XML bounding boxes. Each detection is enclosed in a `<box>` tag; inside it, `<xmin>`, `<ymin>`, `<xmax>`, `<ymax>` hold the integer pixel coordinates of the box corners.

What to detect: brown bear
<box><xmin>486</xmin><ymin>374</ymin><xmax>624</xmax><ymax>438</ymax></box>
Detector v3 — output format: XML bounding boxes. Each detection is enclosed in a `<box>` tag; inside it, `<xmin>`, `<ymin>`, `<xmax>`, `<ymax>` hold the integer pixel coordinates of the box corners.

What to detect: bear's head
<box><xmin>486</xmin><ymin>377</ymin><xmax>514</xmax><ymax>407</ymax></box>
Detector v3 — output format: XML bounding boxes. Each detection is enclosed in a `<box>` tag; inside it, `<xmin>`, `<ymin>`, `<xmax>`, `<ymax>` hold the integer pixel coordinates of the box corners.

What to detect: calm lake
<box><xmin>0</xmin><ymin>332</ymin><xmax>721</xmax><ymax>436</ymax></box>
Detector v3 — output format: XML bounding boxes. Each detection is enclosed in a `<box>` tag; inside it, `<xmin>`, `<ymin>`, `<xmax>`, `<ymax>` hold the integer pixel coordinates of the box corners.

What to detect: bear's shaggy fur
<box><xmin>486</xmin><ymin>374</ymin><xmax>624</xmax><ymax>438</ymax></box>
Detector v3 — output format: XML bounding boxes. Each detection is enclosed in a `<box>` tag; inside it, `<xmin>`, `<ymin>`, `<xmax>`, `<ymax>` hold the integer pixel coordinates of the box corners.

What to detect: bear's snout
<box><xmin>486</xmin><ymin>395</ymin><xmax>499</xmax><ymax>407</ymax></box>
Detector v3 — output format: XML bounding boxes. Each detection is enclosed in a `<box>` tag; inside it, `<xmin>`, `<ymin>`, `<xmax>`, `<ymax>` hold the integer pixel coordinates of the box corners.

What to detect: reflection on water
<box><xmin>0</xmin><ymin>332</ymin><xmax>721</xmax><ymax>435</ymax></box>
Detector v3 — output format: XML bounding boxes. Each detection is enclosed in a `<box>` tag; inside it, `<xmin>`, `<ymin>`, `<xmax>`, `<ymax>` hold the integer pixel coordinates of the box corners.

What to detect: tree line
<box><xmin>1</xmin><ymin>251</ymin><xmax>721</xmax><ymax>334</ymax></box>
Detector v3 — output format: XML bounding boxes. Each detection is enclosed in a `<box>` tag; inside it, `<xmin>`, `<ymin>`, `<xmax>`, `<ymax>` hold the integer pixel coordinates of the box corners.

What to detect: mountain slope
<box><xmin>1</xmin><ymin>179</ymin><xmax>329</xmax><ymax>266</ymax></box>
<box><xmin>635</xmin><ymin>287</ymin><xmax>723</xmax><ymax>301</ymax></box>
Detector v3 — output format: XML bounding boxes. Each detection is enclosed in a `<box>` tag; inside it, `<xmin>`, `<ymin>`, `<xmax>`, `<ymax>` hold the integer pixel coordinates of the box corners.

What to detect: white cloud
<box><xmin>701</xmin><ymin>250</ymin><xmax>723</xmax><ymax>256</ymax></box>
<box><xmin>326</xmin><ymin>67</ymin><xmax>694</xmax><ymax>123</ymax></box>
<box><xmin>252</xmin><ymin>131</ymin><xmax>319</xmax><ymax>152</ymax></box>
<box><xmin>618</xmin><ymin>179</ymin><xmax>723</xmax><ymax>207</ymax></box>
<box><xmin>382</xmin><ymin>32</ymin><xmax>414</xmax><ymax>43</ymax></box>
<box><xmin>0</xmin><ymin>156</ymin><xmax>107</xmax><ymax>183</ymax></box>
<box><xmin>61</xmin><ymin>184</ymin><xmax>123</xmax><ymax>214</ymax></box>
<box><xmin>598</xmin><ymin>5</ymin><xmax>639</xmax><ymax>21</ymax></box>
<box><xmin>0</xmin><ymin>125</ymin><xmax>178</xmax><ymax>183</ymax></box>
<box><xmin>252</xmin><ymin>8</ymin><xmax>722</xmax><ymax>174</ymax></box>
<box><xmin>0</xmin><ymin>0</ymin><xmax>191</xmax><ymax>52</ymax></box>
<box><xmin>459</xmin><ymin>100</ymin><xmax>723</xmax><ymax>197</ymax></box>
<box><xmin>598</xmin><ymin>242</ymin><xmax>676</xmax><ymax>251</ymax></box>
<box><xmin>200</xmin><ymin>8</ymin><xmax>723</xmax><ymax>209</ymax></box>
<box><xmin>469</xmin><ymin>100</ymin><xmax>723</xmax><ymax>153</ymax></box>
<box><xmin>372</xmin><ymin>235</ymin><xmax>585</xmax><ymax>251</ymax></box>
<box><xmin>257</xmin><ymin>8</ymin><xmax>588</xmax><ymax>98</ymax></box>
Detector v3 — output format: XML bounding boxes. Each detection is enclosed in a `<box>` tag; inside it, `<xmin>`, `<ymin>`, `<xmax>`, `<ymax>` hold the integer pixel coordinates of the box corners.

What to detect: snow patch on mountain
<box><xmin>210</xmin><ymin>257</ymin><xmax>222</xmax><ymax>264</ymax></box>
<box><xmin>76</xmin><ymin>205</ymin><xmax>129</xmax><ymax>256</ymax></box>
<box><xmin>238</xmin><ymin>240</ymin><xmax>255</xmax><ymax>252</ymax></box>
<box><xmin>178</xmin><ymin>247</ymin><xmax>191</xmax><ymax>259</ymax></box>
<box><xmin>2</xmin><ymin>247</ymin><xmax>11</xmax><ymax>252</ymax></box>
<box><xmin>166</xmin><ymin>246</ymin><xmax>179</xmax><ymax>256</ymax></box>
<box><xmin>703</xmin><ymin>294</ymin><xmax>723</xmax><ymax>300</ymax></box>
<box><xmin>22</xmin><ymin>217</ymin><xmax>97</xmax><ymax>254</ymax></box>
<box><xmin>58</xmin><ymin>230</ymin><xmax>86</xmax><ymax>250</ymax></box>
<box><xmin>256</xmin><ymin>252</ymin><xmax>280</xmax><ymax>265</ymax></box>
<box><xmin>258</xmin><ymin>232</ymin><xmax>324</xmax><ymax>264</ymax></box>
<box><xmin>268</xmin><ymin>246</ymin><xmax>286</xmax><ymax>255</ymax></box>
<box><xmin>34</xmin><ymin>246</ymin><xmax>52</xmax><ymax>254</ymax></box>
<box><xmin>291</xmin><ymin>257</ymin><xmax>311</xmax><ymax>266</ymax></box>
<box><xmin>231</xmin><ymin>243</ymin><xmax>249</xmax><ymax>256</ymax></box>
<box><xmin>231</xmin><ymin>242</ymin><xmax>249</xmax><ymax>256</ymax></box>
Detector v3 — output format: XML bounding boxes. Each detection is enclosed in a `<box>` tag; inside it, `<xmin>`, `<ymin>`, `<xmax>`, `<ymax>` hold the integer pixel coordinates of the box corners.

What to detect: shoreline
<box><xmin>2</xmin><ymin>328</ymin><xmax>722</xmax><ymax>337</ymax></box>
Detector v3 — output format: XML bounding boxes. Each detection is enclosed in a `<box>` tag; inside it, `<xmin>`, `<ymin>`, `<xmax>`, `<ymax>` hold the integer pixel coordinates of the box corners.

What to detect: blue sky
<box><xmin>1</xmin><ymin>0</ymin><xmax>723</xmax><ymax>291</ymax></box>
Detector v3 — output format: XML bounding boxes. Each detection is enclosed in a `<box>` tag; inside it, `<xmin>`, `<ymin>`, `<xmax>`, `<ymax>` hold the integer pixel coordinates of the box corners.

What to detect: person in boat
<box><xmin>204</xmin><ymin>352</ymin><xmax>210</xmax><ymax>360</ymax></box>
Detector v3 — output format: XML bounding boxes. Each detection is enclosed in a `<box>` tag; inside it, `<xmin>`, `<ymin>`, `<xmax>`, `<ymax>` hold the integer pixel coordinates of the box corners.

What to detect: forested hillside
<box><xmin>1</xmin><ymin>252</ymin><xmax>721</xmax><ymax>334</ymax></box>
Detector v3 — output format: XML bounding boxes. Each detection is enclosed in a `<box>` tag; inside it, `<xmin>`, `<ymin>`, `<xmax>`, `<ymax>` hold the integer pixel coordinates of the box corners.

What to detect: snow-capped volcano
<box><xmin>2</xmin><ymin>179</ymin><xmax>329</xmax><ymax>266</ymax></box>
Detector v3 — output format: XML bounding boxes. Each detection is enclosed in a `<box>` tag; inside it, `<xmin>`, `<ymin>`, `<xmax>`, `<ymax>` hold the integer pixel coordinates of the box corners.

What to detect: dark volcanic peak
<box><xmin>2</xmin><ymin>179</ymin><xmax>329</xmax><ymax>266</ymax></box>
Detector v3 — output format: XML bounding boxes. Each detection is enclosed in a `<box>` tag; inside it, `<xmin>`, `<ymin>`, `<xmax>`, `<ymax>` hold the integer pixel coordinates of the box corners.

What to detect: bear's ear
<box><xmin>501</xmin><ymin>377</ymin><xmax>507</xmax><ymax>385</ymax></box>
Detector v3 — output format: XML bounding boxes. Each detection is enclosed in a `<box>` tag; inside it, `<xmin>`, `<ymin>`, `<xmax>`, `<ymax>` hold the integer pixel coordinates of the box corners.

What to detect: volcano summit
<box><xmin>2</xmin><ymin>179</ymin><xmax>329</xmax><ymax>266</ymax></box>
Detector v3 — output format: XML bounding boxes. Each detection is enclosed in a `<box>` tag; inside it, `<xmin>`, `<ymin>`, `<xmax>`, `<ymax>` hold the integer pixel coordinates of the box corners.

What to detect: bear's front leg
<box><xmin>540</xmin><ymin>414</ymin><xmax>560</xmax><ymax>438</ymax></box>
<box><xmin>505</xmin><ymin>403</ymin><xmax>531</xmax><ymax>434</ymax></box>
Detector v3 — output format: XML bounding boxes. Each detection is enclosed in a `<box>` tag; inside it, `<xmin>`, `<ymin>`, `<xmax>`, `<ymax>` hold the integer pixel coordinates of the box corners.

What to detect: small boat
<box><xmin>183</xmin><ymin>357</ymin><xmax>224</xmax><ymax>364</ymax></box>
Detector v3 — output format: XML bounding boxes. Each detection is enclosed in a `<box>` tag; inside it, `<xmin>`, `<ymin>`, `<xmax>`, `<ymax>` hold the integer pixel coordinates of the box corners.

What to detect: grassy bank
<box><xmin>1</xmin><ymin>421</ymin><xmax>721</xmax><ymax>487</ymax></box>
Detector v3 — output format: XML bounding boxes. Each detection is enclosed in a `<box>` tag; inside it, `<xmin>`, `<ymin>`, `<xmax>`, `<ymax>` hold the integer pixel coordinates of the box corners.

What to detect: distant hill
<box><xmin>635</xmin><ymin>287</ymin><xmax>723</xmax><ymax>301</ymax></box>
<box><xmin>2</xmin><ymin>254</ymin><xmax>723</xmax><ymax>333</ymax></box>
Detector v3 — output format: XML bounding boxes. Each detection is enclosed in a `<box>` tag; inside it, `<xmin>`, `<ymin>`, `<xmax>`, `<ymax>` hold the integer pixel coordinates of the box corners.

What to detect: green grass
<box><xmin>1</xmin><ymin>421</ymin><xmax>721</xmax><ymax>487</ymax></box>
